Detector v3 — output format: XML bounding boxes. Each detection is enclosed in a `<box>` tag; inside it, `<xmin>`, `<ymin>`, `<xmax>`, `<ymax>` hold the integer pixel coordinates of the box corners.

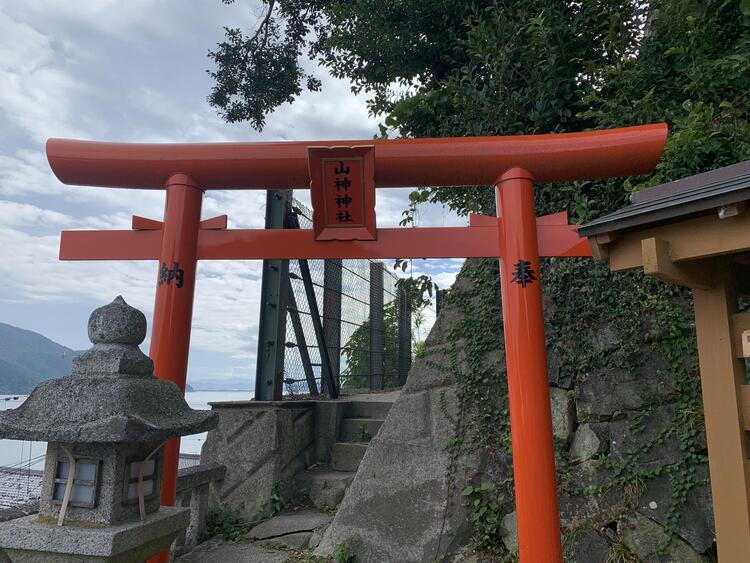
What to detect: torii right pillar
<box><xmin>579</xmin><ymin>160</ymin><xmax>750</xmax><ymax>562</ymax></box>
<box><xmin>497</xmin><ymin>168</ymin><xmax>562</xmax><ymax>561</ymax></box>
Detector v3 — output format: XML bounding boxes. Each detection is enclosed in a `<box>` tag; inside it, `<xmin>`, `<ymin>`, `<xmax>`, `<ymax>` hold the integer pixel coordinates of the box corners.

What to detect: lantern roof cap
<box><xmin>0</xmin><ymin>297</ymin><xmax>216</xmax><ymax>443</ymax></box>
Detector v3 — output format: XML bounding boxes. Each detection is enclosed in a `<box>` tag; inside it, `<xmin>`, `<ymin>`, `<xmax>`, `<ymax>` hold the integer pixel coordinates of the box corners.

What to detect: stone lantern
<box><xmin>0</xmin><ymin>296</ymin><xmax>217</xmax><ymax>562</ymax></box>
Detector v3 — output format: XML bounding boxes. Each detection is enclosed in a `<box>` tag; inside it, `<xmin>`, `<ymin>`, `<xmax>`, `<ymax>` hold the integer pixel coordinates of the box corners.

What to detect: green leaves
<box><xmin>207</xmin><ymin>13</ymin><xmax>323</xmax><ymax>130</ymax></box>
<box><xmin>208</xmin><ymin>0</ymin><xmax>479</xmax><ymax>129</ymax></box>
<box><xmin>462</xmin><ymin>481</ymin><xmax>495</xmax><ymax>496</ymax></box>
<box><xmin>462</xmin><ymin>480</ymin><xmax>504</xmax><ymax>553</ymax></box>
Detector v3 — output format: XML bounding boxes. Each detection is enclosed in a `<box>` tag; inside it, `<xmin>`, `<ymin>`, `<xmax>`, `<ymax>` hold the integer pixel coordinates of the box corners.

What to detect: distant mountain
<box><xmin>0</xmin><ymin>323</ymin><xmax>83</xmax><ymax>394</ymax></box>
<box><xmin>0</xmin><ymin>322</ymin><xmax>246</xmax><ymax>394</ymax></box>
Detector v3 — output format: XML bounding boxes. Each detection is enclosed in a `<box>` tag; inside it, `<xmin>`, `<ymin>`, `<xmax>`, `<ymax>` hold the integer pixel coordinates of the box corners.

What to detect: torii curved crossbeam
<box><xmin>47</xmin><ymin>124</ymin><xmax>666</xmax><ymax>189</ymax></box>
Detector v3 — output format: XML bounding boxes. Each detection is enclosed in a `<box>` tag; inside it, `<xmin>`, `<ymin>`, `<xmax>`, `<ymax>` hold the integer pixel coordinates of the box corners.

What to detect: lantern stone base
<box><xmin>0</xmin><ymin>506</ymin><xmax>189</xmax><ymax>562</ymax></box>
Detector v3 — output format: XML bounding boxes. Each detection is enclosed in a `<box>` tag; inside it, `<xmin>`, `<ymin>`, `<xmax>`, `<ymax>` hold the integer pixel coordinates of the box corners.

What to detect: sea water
<box><xmin>0</xmin><ymin>391</ymin><xmax>253</xmax><ymax>469</ymax></box>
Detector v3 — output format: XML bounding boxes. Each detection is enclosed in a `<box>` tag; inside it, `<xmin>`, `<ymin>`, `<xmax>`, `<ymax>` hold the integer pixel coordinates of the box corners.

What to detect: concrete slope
<box><xmin>315</xmin><ymin>263</ymin><xmax>491</xmax><ymax>562</ymax></box>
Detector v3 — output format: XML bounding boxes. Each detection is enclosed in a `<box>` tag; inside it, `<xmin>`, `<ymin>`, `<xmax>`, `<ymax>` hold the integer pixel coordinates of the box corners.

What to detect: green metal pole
<box><xmin>255</xmin><ymin>190</ymin><xmax>291</xmax><ymax>401</ymax></box>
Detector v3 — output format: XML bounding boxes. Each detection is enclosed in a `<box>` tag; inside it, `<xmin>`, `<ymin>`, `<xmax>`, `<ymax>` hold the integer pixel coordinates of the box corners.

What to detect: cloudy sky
<box><xmin>0</xmin><ymin>1</ymin><xmax>464</xmax><ymax>388</ymax></box>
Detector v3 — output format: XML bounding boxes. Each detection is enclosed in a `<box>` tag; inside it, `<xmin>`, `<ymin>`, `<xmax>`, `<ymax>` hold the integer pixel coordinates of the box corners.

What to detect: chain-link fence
<box><xmin>281</xmin><ymin>200</ymin><xmax>407</xmax><ymax>397</ymax></box>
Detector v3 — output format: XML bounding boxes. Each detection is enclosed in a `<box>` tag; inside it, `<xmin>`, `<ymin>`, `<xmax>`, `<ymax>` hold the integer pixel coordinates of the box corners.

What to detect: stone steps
<box><xmin>178</xmin><ymin>393</ymin><xmax>401</xmax><ymax>561</ymax></box>
<box><xmin>330</xmin><ymin>442</ymin><xmax>368</xmax><ymax>472</ymax></box>
<box><xmin>345</xmin><ymin>400</ymin><xmax>393</xmax><ymax>420</ymax></box>
<box><xmin>339</xmin><ymin>417</ymin><xmax>385</xmax><ymax>442</ymax></box>
<box><xmin>176</xmin><ymin>509</ymin><xmax>332</xmax><ymax>561</ymax></box>
<box><xmin>292</xmin><ymin>397</ymin><xmax>394</xmax><ymax>511</ymax></box>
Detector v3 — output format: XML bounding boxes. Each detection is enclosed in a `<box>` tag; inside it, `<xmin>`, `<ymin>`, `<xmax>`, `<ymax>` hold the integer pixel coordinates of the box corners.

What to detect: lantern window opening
<box><xmin>123</xmin><ymin>457</ymin><xmax>158</xmax><ymax>503</ymax></box>
<box><xmin>51</xmin><ymin>457</ymin><xmax>100</xmax><ymax>508</ymax></box>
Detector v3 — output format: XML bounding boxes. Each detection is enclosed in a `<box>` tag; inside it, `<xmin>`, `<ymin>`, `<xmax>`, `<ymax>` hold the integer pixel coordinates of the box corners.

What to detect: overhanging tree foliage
<box><xmin>208</xmin><ymin>1</ymin><xmax>750</xmax><ymax>556</ymax></box>
<box><xmin>209</xmin><ymin>0</ymin><xmax>749</xmax><ymax>217</ymax></box>
<box><xmin>209</xmin><ymin>0</ymin><xmax>750</xmax><ymax>304</ymax></box>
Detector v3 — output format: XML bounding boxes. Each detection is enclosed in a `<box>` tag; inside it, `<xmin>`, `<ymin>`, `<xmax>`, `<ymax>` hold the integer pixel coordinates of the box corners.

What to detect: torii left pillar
<box><xmin>149</xmin><ymin>174</ymin><xmax>203</xmax><ymax>563</ymax></box>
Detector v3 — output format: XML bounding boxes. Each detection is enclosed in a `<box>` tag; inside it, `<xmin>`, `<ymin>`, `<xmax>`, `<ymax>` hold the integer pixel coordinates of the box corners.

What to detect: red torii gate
<box><xmin>48</xmin><ymin>124</ymin><xmax>667</xmax><ymax>563</ymax></box>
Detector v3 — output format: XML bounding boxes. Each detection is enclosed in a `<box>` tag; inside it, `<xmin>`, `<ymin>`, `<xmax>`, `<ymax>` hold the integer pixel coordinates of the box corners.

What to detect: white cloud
<box><xmin>0</xmin><ymin>201</ymin><xmax>74</xmax><ymax>229</ymax></box>
<box><xmin>0</xmin><ymin>226</ymin><xmax>154</xmax><ymax>305</ymax></box>
<box><xmin>0</xmin><ymin>11</ymin><xmax>88</xmax><ymax>143</ymax></box>
<box><xmin>202</xmin><ymin>191</ymin><xmax>267</xmax><ymax>229</ymax></box>
<box><xmin>0</xmin><ymin>0</ymin><xmax>462</xmax><ymax>384</ymax></box>
<box><xmin>0</xmin><ymin>151</ymin><xmax>64</xmax><ymax>197</ymax></box>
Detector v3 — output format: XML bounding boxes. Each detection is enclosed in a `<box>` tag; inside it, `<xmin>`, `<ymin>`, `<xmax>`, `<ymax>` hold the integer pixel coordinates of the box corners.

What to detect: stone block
<box><xmin>567</xmin><ymin>528</ymin><xmax>610</xmax><ymax>563</ymax></box>
<box><xmin>403</xmin><ymin>345</ymin><xmax>464</xmax><ymax>392</ymax></box>
<box><xmin>173</xmin><ymin>483</ymin><xmax>209</xmax><ymax>557</ymax></box>
<box><xmin>500</xmin><ymin>511</ymin><xmax>517</xmax><ymax>554</ymax></box>
<box><xmin>308</xmin><ymin>526</ymin><xmax>326</xmax><ymax>549</ymax></box>
<box><xmin>291</xmin><ymin>409</ymin><xmax>316</xmax><ymax>460</ymax></box>
<box><xmin>550</xmin><ymin>387</ymin><xmax>576</xmax><ymax>443</ymax></box>
<box><xmin>202</xmin><ymin>404</ymin><xmax>315</xmax><ymax>519</ymax></box>
<box><xmin>558</xmin><ymin>494</ymin><xmax>600</xmax><ymax>531</ymax></box>
<box><xmin>376</xmin><ymin>389</ymin><xmax>432</xmax><ymax>446</ymax></box>
<box><xmin>583</xmin><ymin>323</ymin><xmax>620</xmax><ymax>354</ymax></box>
<box><xmin>576</xmin><ymin>354</ymin><xmax>674</xmax><ymax>420</ymax></box>
<box><xmin>559</xmin><ymin>461</ymin><xmax>625</xmax><ymax>529</ymax></box>
<box><xmin>260</xmin><ymin>531</ymin><xmax>312</xmax><ymax>549</ymax></box>
<box><xmin>313</xmin><ymin>401</ymin><xmax>344</xmax><ymax>464</ymax></box>
<box><xmin>340</xmin><ymin>418</ymin><xmax>384</xmax><ymax>442</ymax></box>
<box><xmin>248</xmin><ymin>509</ymin><xmax>331</xmax><ymax>540</ymax></box>
<box><xmin>346</xmin><ymin>400</ymin><xmax>393</xmax><ymax>419</ymax></box>
<box><xmin>450</xmin><ymin>547</ymin><xmax>482</xmax><ymax>562</ymax></box>
<box><xmin>314</xmin><ymin>437</ymin><xmax>477</xmax><ymax>562</ymax></box>
<box><xmin>378</xmin><ymin>385</ymin><xmax>462</xmax><ymax>452</ymax></box>
<box><xmin>609</xmin><ymin>404</ymin><xmax>685</xmax><ymax>471</ymax></box>
<box><xmin>175</xmin><ymin>462</ymin><xmax>226</xmax><ymax>493</ymax></box>
<box><xmin>569</xmin><ymin>423</ymin><xmax>609</xmax><ymax>463</ymax></box>
<box><xmin>637</xmin><ymin>463</ymin><xmax>714</xmax><ymax>553</ymax></box>
<box><xmin>618</xmin><ymin>513</ymin><xmax>708</xmax><ymax>562</ymax></box>
<box><xmin>0</xmin><ymin>507</ymin><xmax>188</xmax><ymax>562</ymax></box>
<box><xmin>547</xmin><ymin>343</ymin><xmax>570</xmax><ymax>388</ymax></box>
<box><xmin>175</xmin><ymin>537</ymin><xmax>288</xmax><ymax>563</ymax></box>
<box><xmin>294</xmin><ymin>468</ymin><xmax>354</xmax><ymax>510</ymax></box>
<box><xmin>330</xmin><ymin>442</ymin><xmax>367</xmax><ymax>472</ymax></box>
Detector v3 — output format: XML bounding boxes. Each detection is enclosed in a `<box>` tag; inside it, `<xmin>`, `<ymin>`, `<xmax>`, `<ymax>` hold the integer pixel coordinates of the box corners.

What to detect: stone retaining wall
<box><xmin>201</xmin><ymin>401</ymin><xmax>314</xmax><ymax>519</ymax></box>
<box><xmin>316</xmin><ymin>259</ymin><xmax>716</xmax><ymax>562</ymax></box>
<box><xmin>201</xmin><ymin>400</ymin><xmax>345</xmax><ymax>520</ymax></box>
<box><xmin>172</xmin><ymin>462</ymin><xmax>226</xmax><ymax>556</ymax></box>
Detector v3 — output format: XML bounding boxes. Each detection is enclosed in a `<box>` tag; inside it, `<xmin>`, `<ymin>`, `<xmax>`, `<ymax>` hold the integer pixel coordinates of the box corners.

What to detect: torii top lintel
<box><xmin>46</xmin><ymin>124</ymin><xmax>667</xmax><ymax>190</ymax></box>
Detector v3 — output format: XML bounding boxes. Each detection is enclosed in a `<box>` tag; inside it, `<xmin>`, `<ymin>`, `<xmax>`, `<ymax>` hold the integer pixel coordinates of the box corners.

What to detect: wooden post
<box><xmin>693</xmin><ymin>274</ymin><xmax>750</xmax><ymax>562</ymax></box>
